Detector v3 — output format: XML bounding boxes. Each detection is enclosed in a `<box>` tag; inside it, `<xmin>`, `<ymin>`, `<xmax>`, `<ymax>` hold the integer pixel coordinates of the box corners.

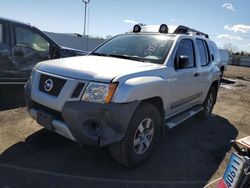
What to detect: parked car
<box><xmin>0</xmin><ymin>17</ymin><xmax>86</xmax><ymax>84</ymax></box>
<box><xmin>25</xmin><ymin>24</ymin><xmax>221</xmax><ymax>168</ymax></box>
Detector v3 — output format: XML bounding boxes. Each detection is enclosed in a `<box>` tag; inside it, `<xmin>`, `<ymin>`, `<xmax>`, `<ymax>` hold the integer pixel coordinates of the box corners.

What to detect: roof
<box><xmin>0</xmin><ymin>17</ymin><xmax>31</xmax><ymax>26</ymax></box>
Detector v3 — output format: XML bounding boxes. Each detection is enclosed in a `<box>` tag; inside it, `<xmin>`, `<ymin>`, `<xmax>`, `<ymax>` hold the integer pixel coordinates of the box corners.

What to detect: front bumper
<box><xmin>24</xmin><ymin>81</ymin><xmax>139</xmax><ymax>146</ymax></box>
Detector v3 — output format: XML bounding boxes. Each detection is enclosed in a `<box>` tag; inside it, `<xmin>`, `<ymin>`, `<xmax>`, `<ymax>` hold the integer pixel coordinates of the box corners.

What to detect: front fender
<box><xmin>112</xmin><ymin>76</ymin><xmax>167</xmax><ymax>107</ymax></box>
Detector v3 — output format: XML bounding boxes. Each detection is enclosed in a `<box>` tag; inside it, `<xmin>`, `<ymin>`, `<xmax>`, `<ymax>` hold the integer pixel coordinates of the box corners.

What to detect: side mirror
<box><xmin>49</xmin><ymin>43</ymin><xmax>60</xmax><ymax>59</ymax></box>
<box><xmin>175</xmin><ymin>55</ymin><xmax>190</xmax><ymax>69</ymax></box>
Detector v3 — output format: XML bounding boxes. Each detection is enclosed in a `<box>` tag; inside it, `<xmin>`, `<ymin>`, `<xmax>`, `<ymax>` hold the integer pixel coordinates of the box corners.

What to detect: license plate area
<box><xmin>223</xmin><ymin>153</ymin><xmax>246</xmax><ymax>188</ymax></box>
<box><xmin>37</xmin><ymin>111</ymin><xmax>54</xmax><ymax>130</ymax></box>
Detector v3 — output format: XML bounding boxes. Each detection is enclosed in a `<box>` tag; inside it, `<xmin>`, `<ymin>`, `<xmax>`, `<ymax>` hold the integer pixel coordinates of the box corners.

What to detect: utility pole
<box><xmin>82</xmin><ymin>0</ymin><xmax>90</xmax><ymax>37</ymax></box>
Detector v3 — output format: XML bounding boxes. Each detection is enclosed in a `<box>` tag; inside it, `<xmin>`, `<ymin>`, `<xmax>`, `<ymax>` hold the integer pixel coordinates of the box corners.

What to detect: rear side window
<box><xmin>209</xmin><ymin>41</ymin><xmax>219</xmax><ymax>62</ymax></box>
<box><xmin>196</xmin><ymin>39</ymin><xmax>210</xmax><ymax>66</ymax></box>
<box><xmin>175</xmin><ymin>39</ymin><xmax>195</xmax><ymax>68</ymax></box>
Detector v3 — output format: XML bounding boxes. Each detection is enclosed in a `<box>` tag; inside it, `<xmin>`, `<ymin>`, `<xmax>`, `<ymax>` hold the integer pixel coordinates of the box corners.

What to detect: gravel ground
<box><xmin>224</xmin><ymin>65</ymin><xmax>250</xmax><ymax>81</ymax></box>
<box><xmin>0</xmin><ymin>66</ymin><xmax>249</xmax><ymax>188</ymax></box>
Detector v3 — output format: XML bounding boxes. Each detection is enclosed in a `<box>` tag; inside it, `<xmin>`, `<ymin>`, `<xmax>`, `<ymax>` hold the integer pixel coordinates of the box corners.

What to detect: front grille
<box><xmin>39</xmin><ymin>74</ymin><xmax>66</xmax><ymax>97</ymax></box>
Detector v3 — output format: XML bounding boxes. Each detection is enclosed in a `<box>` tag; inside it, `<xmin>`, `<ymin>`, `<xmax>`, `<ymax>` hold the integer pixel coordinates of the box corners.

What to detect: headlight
<box><xmin>81</xmin><ymin>82</ymin><xmax>118</xmax><ymax>104</ymax></box>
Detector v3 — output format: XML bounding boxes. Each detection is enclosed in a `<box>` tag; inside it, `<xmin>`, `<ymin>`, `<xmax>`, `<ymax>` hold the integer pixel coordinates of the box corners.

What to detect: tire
<box><xmin>199</xmin><ymin>86</ymin><xmax>217</xmax><ymax>119</ymax></box>
<box><xmin>109</xmin><ymin>103</ymin><xmax>161</xmax><ymax>168</ymax></box>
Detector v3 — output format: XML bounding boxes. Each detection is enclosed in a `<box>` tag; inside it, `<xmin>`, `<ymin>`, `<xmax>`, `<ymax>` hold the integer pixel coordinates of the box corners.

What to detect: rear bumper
<box><xmin>24</xmin><ymin>81</ymin><xmax>139</xmax><ymax>146</ymax></box>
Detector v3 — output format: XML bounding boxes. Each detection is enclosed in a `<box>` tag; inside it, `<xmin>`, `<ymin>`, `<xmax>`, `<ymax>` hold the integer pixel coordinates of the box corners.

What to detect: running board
<box><xmin>165</xmin><ymin>105</ymin><xmax>203</xmax><ymax>129</ymax></box>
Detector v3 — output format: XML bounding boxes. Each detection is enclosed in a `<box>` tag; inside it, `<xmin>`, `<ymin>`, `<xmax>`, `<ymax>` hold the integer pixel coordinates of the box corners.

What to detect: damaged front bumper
<box><xmin>24</xmin><ymin>81</ymin><xmax>139</xmax><ymax>146</ymax></box>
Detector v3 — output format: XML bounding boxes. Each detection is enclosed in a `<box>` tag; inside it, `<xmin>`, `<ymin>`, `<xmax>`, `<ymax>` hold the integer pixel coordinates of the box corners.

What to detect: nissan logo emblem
<box><xmin>44</xmin><ymin>79</ymin><xmax>53</xmax><ymax>92</ymax></box>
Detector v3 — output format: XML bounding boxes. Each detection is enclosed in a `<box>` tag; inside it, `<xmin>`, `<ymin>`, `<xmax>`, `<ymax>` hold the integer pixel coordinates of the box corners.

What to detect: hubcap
<box><xmin>207</xmin><ymin>93</ymin><xmax>214</xmax><ymax>114</ymax></box>
<box><xmin>133</xmin><ymin>118</ymin><xmax>154</xmax><ymax>155</ymax></box>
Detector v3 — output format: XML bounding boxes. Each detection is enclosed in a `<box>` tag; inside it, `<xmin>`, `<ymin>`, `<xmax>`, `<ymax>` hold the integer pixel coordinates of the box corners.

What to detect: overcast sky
<box><xmin>1</xmin><ymin>0</ymin><xmax>250</xmax><ymax>52</ymax></box>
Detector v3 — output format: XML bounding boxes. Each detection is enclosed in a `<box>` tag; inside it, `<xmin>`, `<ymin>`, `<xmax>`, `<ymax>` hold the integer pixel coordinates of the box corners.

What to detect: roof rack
<box><xmin>174</xmin><ymin>25</ymin><xmax>209</xmax><ymax>38</ymax></box>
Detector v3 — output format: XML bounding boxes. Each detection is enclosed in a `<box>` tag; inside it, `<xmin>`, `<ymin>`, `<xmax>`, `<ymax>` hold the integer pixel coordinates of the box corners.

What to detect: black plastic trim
<box><xmin>62</xmin><ymin>101</ymin><xmax>140</xmax><ymax>146</ymax></box>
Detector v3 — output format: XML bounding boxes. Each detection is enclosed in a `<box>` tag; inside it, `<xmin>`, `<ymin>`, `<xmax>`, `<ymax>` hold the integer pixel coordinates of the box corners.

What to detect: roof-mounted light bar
<box><xmin>133</xmin><ymin>24</ymin><xmax>142</xmax><ymax>33</ymax></box>
<box><xmin>174</xmin><ymin>25</ymin><xmax>209</xmax><ymax>38</ymax></box>
<box><xmin>133</xmin><ymin>24</ymin><xmax>169</xmax><ymax>34</ymax></box>
<box><xmin>132</xmin><ymin>24</ymin><xmax>208</xmax><ymax>38</ymax></box>
<box><xmin>159</xmin><ymin>24</ymin><xmax>168</xmax><ymax>33</ymax></box>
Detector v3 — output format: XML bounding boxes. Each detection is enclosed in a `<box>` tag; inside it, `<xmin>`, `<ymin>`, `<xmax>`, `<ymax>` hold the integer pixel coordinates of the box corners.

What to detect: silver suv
<box><xmin>25</xmin><ymin>24</ymin><xmax>221</xmax><ymax>168</ymax></box>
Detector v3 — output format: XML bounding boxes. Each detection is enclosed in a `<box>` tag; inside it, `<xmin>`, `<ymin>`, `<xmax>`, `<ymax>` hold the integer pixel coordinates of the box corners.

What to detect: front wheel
<box><xmin>109</xmin><ymin>103</ymin><xmax>161</xmax><ymax>168</ymax></box>
<box><xmin>199</xmin><ymin>86</ymin><xmax>217</xmax><ymax>119</ymax></box>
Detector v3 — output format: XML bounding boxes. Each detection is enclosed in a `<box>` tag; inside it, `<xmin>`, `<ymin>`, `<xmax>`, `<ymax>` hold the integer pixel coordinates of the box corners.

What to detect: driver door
<box><xmin>12</xmin><ymin>24</ymin><xmax>51</xmax><ymax>79</ymax></box>
<box><xmin>166</xmin><ymin>38</ymin><xmax>202</xmax><ymax>118</ymax></box>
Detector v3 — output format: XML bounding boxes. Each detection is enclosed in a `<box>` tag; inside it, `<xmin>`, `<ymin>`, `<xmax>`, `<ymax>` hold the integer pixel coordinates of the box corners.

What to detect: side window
<box><xmin>209</xmin><ymin>41</ymin><xmax>219</xmax><ymax>62</ymax></box>
<box><xmin>0</xmin><ymin>24</ymin><xmax>3</xmax><ymax>43</ymax></box>
<box><xmin>15</xmin><ymin>26</ymin><xmax>50</xmax><ymax>52</ymax></box>
<box><xmin>0</xmin><ymin>23</ymin><xmax>11</xmax><ymax>70</ymax></box>
<box><xmin>0</xmin><ymin>23</ymin><xmax>6</xmax><ymax>44</ymax></box>
<box><xmin>175</xmin><ymin>39</ymin><xmax>195</xmax><ymax>68</ymax></box>
<box><xmin>197</xmin><ymin>39</ymin><xmax>210</xmax><ymax>66</ymax></box>
<box><xmin>12</xmin><ymin>26</ymin><xmax>50</xmax><ymax>71</ymax></box>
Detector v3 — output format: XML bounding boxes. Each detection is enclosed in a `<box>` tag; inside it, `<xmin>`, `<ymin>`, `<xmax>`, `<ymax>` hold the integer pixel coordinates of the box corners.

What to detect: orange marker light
<box><xmin>105</xmin><ymin>83</ymin><xmax>118</xmax><ymax>104</ymax></box>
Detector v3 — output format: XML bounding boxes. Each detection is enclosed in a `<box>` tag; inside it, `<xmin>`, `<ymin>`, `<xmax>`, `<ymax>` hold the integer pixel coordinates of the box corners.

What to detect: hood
<box><xmin>36</xmin><ymin>55</ymin><xmax>163</xmax><ymax>82</ymax></box>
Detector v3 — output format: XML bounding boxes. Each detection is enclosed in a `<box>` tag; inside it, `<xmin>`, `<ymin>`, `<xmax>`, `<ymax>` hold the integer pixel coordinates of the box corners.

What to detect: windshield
<box><xmin>92</xmin><ymin>34</ymin><xmax>173</xmax><ymax>64</ymax></box>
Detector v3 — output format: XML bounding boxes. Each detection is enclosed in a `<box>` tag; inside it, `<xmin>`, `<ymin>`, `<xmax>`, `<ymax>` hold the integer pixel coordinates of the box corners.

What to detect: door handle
<box><xmin>194</xmin><ymin>72</ymin><xmax>199</xmax><ymax>77</ymax></box>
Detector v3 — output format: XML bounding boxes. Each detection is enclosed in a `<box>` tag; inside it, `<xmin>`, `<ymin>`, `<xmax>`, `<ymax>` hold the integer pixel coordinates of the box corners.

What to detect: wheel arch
<box><xmin>140</xmin><ymin>97</ymin><xmax>165</xmax><ymax>132</ymax></box>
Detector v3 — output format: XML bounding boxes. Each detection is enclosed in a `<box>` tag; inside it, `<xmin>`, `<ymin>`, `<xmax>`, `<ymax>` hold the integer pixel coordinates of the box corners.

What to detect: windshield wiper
<box><xmin>91</xmin><ymin>52</ymin><xmax>110</xmax><ymax>57</ymax></box>
<box><xmin>107</xmin><ymin>54</ymin><xmax>145</xmax><ymax>62</ymax></box>
<box><xmin>91</xmin><ymin>52</ymin><xmax>145</xmax><ymax>62</ymax></box>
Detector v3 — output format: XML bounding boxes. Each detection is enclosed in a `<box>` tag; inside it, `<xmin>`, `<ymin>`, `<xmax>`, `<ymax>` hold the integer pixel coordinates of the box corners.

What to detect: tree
<box><xmin>223</xmin><ymin>43</ymin><xmax>238</xmax><ymax>54</ymax></box>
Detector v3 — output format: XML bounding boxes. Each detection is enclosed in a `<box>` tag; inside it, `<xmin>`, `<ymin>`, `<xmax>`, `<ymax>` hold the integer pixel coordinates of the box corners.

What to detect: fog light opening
<box><xmin>90</xmin><ymin>121</ymin><xmax>103</xmax><ymax>136</ymax></box>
